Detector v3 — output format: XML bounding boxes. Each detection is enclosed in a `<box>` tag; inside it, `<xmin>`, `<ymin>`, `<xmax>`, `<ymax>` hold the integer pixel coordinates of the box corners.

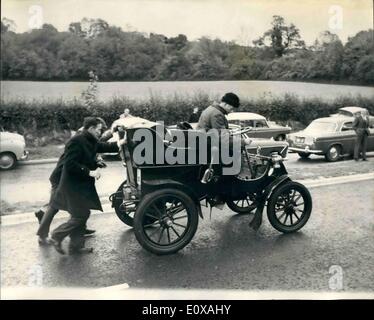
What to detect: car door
<box><xmin>253</xmin><ymin>119</ymin><xmax>273</xmax><ymax>139</ymax></box>
<box><xmin>367</xmin><ymin>125</ymin><xmax>374</xmax><ymax>151</ymax></box>
<box><xmin>339</xmin><ymin>121</ymin><xmax>356</xmax><ymax>154</ymax></box>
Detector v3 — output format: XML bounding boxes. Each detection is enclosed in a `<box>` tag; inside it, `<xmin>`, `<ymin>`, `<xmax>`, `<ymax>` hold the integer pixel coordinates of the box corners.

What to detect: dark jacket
<box><xmin>197</xmin><ymin>103</ymin><xmax>229</xmax><ymax>131</ymax></box>
<box><xmin>50</xmin><ymin>130</ymin><xmax>118</xmax><ymax>213</ymax></box>
<box><xmin>352</xmin><ymin>115</ymin><xmax>370</xmax><ymax>136</ymax></box>
<box><xmin>197</xmin><ymin>103</ymin><xmax>242</xmax><ymax>149</ymax></box>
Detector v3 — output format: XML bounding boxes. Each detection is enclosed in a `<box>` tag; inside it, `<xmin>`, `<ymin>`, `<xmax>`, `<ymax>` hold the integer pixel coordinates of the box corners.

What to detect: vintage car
<box><xmin>287</xmin><ymin>116</ymin><xmax>374</xmax><ymax>161</ymax></box>
<box><xmin>0</xmin><ymin>130</ymin><xmax>28</xmax><ymax>170</ymax></box>
<box><xmin>109</xmin><ymin>121</ymin><xmax>312</xmax><ymax>255</ymax></box>
<box><xmin>227</xmin><ymin>112</ymin><xmax>291</xmax><ymax>141</ymax></box>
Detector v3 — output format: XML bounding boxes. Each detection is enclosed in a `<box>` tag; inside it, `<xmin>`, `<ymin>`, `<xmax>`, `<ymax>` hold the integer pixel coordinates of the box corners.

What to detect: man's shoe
<box><xmin>69</xmin><ymin>247</ymin><xmax>94</xmax><ymax>255</ymax></box>
<box><xmin>50</xmin><ymin>238</ymin><xmax>65</xmax><ymax>255</ymax></box>
<box><xmin>35</xmin><ymin>210</ymin><xmax>45</xmax><ymax>224</ymax></box>
<box><xmin>38</xmin><ymin>236</ymin><xmax>51</xmax><ymax>246</ymax></box>
<box><xmin>362</xmin><ymin>159</ymin><xmax>368</xmax><ymax>161</ymax></box>
<box><xmin>354</xmin><ymin>158</ymin><xmax>359</xmax><ymax>161</ymax></box>
<box><xmin>84</xmin><ymin>229</ymin><xmax>96</xmax><ymax>236</ymax></box>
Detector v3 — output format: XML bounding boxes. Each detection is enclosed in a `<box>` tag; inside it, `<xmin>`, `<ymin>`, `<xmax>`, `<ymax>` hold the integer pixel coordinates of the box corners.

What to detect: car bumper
<box><xmin>289</xmin><ymin>147</ymin><xmax>323</xmax><ymax>155</ymax></box>
<box><xmin>20</xmin><ymin>150</ymin><xmax>29</xmax><ymax>160</ymax></box>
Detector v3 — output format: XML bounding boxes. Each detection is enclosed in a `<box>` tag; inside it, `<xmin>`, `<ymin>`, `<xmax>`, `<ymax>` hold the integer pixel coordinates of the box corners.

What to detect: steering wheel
<box><xmin>230</xmin><ymin>126</ymin><xmax>253</xmax><ymax>136</ymax></box>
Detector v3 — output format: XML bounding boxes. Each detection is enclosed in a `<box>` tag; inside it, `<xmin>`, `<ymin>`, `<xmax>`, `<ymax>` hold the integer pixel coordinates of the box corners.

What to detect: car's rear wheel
<box><xmin>298</xmin><ymin>152</ymin><xmax>310</xmax><ymax>159</ymax></box>
<box><xmin>134</xmin><ymin>189</ymin><xmax>199</xmax><ymax>255</ymax></box>
<box><xmin>226</xmin><ymin>194</ymin><xmax>257</xmax><ymax>214</ymax></box>
<box><xmin>111</xmin><ymin>181</ymin><xmax>137</xmax><ymax>227</ymax></box>
<box><xmin>0</xmin><ymin>152</ymin><xmax>17</xmax><ymax>170</ymax></box>
<box><xmin>325</xmin><ymin>145</ymin><xmax>341</xmax><ymax>162</ymax></box>
<box><xmin>275</xmin><ymin>135</ymin><xmax>286</xmax><ymax>141</ymax></box>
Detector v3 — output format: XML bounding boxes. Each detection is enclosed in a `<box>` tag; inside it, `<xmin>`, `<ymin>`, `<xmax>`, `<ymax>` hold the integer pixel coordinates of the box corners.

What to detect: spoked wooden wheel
<box><xmin>226</xmin><ymin>194</ymin><xmax>257</xmax><ymax>214</ymax></box>
<box><xmin>111</xmin><ymin>181</ymin><xmax>137</xmax><ymax>227</ymax></box>
<box><xmin>134</xmin><ymin>189</ymin><xmax>199</xmax><ymax>255</ymax></box>
<box><xmin>267</xmin><ymin>181</ymin><xmax>312</xmax><ymax>233</ymax></box>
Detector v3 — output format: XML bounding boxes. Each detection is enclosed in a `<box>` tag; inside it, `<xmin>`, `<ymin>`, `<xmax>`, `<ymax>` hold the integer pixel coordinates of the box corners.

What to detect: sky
<box><xmin>1</xmin><ymin>0</ymin><xmax>373</xmax><ymax>45</ymax></box>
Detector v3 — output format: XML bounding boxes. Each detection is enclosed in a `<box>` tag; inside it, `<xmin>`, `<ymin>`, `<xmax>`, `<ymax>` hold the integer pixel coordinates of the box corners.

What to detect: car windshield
<box><xmin>338</xmin><ymin>110</ymin><xmax>353</xmax><ymax>117</ymax></box>
<box><xmin>304</xmin><ymin>121</ymin><xmax>337</xmax><ymax>133</ymax></box>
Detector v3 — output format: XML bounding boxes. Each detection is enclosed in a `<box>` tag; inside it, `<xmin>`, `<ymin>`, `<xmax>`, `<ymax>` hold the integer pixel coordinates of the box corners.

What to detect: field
<box><xmin>2</xmin><ymin>80</ymin><xmax>374</xmax><ymax>102</ymax></box>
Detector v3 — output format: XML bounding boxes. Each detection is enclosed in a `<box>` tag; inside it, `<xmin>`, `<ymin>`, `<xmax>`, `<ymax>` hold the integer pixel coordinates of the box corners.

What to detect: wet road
<box><xmin>1</xmin><ymin>179</ymin><xmax>374</xmax><ymax>292</ymax></box>
<box><xmin>1</xmin><ymin>152</ymin><xmax>373</xmax><ymax>214</ymax></box>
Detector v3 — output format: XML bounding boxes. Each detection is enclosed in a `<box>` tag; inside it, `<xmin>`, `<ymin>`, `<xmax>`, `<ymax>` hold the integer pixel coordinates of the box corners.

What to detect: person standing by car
<box><xmin>47</xmin><ymin>117</ymin><xmax>120</xmax><ymax>254</ymax></box>
<box><xmin>352</xmin><ymin>111</ymin><xmax>370</xmax><ymax>161</ymax></box>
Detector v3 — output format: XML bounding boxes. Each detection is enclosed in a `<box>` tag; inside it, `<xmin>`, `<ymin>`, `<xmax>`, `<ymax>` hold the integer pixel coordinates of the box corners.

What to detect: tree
<box><xmin>353</xmin><ymin>54</ymin><xmax>374</xmax><ymax>84</ymax></box>
<box><xmin>311</xmin><ymin>31</ymin><xmax>340</xmax><ymax>51</ymax></box>
<box><xmin>341</xmin><ymin>30</ymin><xmax>373</xmax><ymax>81</ymax></box>
<box><xmin>308</xmin><ymin>31</ymin><xmax>344</xmax><ymax>80</ymax></box>
<box><xmin>1</xmin><ymin>17</ymin><xmax>16</xmax><ymax>33</ymax></box>
<box><xmin>253</xmin><ymin>15</ymin><xmax>305</xmax><ymax>57</ymax></box>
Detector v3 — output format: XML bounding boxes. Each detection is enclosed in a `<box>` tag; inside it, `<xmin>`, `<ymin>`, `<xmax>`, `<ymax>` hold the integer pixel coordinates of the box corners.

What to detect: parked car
<box><xmin>331</xmin><ymin>106</ymin><xmax>374</xmax><ymax>128</ymax></box>
<box><xmin>227</xmin><ymin>112</ymin><xmax>291</xmax><ymax>141</ymax></box>
<box><xmin>287</xmin><ymin>116</ymin><xmax>374</xmax><ymax>161</ymax></box>
<box><xmin>0</xmin><ymin>130</ymin><xmax>28</xmax><ymax>170</ymax></box>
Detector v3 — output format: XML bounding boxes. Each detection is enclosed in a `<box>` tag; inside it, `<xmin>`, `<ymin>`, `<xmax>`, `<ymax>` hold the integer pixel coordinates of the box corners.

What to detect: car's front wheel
<box><xmin>267</xmin><ymin>181</ymin><xmax>312</xmax><ymax>233</ymax></box>
<box><xmin>298</xmin><ymin>152</ymin><xmax>310</xmax><ymax>159</ymax></box>
<box><xmin>325</xmin><ymin>145</ymin><xmax>341</xmax><ymax>162</ymax></box>
<box><xmin>0</xmin><ymin>152</ymin><xmax>17</xmax><ymax>170</ymax></box>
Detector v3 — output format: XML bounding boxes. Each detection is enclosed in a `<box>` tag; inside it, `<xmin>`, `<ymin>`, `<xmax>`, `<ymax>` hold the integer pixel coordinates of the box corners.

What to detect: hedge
<box><xmin>1</xmin><ymin>93</ymin><xmax>373</xmax><ymax>145</ymax></box>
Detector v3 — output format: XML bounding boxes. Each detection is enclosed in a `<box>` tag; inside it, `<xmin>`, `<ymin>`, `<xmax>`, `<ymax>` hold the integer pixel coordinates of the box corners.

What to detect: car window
<box><xmin>254</xmin><ymin>120</ymin><xmax>268</xmax><ymax>128</ymax></box>
<box><xmin>304</xmin><ymin>121</ymin><xmax>337</xmax><ymax>133</ymax></box>
<box><xmin>341</xmin><ymin>122</ymin><xmax>353</xmax><ymax>132</ymax></box>
<box><xmin>228</xmin><ymin>120</ymin><xmax>241</xmax><ymax>126</ymax></box>
<box><xmin>241</xmin><ymin>120</ymin><xmax>254</xmax><ymax>127</ymax></box>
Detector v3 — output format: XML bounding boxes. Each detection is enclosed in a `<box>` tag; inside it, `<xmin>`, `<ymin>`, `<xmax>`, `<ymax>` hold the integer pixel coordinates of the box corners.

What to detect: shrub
<box><xmin>1</xmin><ymin>93</ymin><xmax>373</xmax><ymax>146</ymax></box>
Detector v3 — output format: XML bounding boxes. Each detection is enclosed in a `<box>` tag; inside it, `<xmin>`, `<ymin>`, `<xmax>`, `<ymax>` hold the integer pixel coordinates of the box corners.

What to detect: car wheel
<box><xmin>275</xmin><ymin>135</ymin><xmax>286</xmax><ymax>141</ymax></box>
<box><xmin>297</xmin><ymin>152</ymin><xmax>310</xmax><ymax>159</ymax></box>
<box><xmin>134</xmin><ymin>189</ymin><xmax>199</xmax><ymax>255</ymax></box>
<box><xmin>111</xmin><ymin>181</ymin><xmax>137</xmax><ymax>227</ymax></box>
<box><xmin>226</xmin><ymin>194</ymin><xmax>257</xmax><ymax>214</ymax></box>
<box><xmin>325</xmin><ymin>145</ymin><xmax>341</xmax><ymax>162</ymax></box>
<box><xmin>267</xmin><ymin>181</ymin><xmax>312</xmax><ymax>233</ymax></box>
<box><xmin>0</xmin><ymin>152</ymin><xmax>17</xmax><ymax>170</ymax></box>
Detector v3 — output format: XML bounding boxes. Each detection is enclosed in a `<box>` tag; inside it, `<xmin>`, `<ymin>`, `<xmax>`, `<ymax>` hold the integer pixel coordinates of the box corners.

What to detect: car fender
<box><xmin>263</xmin><ymin>175</ymin><xmax>291</xmax><ymax>205</ymax></box>
<box><xmin>324</xmin><ymin>141</ymin><xmax>345</xmax><ymax>154</ymax></box>
<box><xmin>142</xmin><ymin>179</ymin><xmax>203</xmax><ymax>218</ymax></box>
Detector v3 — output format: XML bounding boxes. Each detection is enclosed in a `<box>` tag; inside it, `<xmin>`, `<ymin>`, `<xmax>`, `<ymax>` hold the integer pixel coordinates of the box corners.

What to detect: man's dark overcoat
<box><xmin>49</xmin><ymin>130</ymin><xmax>117</xmax><ymax>214</ymax></box>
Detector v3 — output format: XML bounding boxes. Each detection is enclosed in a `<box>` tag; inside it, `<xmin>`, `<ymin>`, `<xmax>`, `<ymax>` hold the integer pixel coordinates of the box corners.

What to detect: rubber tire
<box><xmin>325</xmin><ymin>145</ymin><xmax>341</xmax><ymax>162</ymax></box>
<box><xmin>0</xmin><ymin>152</ymin><xmax>17</xmax><ymax>170</ymax></box>
<box><xmin>226</xmin><ymin>197</ymin><xmax>257</xmax><ymax>214</ymax></box>
<box><xmin>134</xmin><ymin>189</ymin><xmax>199</xmax><ymax>255</ymax></box>
<box><xmin>298</xmin><ymin>152</ymin><xmax>310</xmax><ymax>159</ymax></box>
<box><xmin>267</xmin><ymin>181</ymin><xmax>312</xmax><ymax>233</ymax></box>
<box><xmin>275</xmin><ymin>135</ymin><xmax>286</xmax><ymax>141</ymax></box>
<box><xmin>112</xmin><ymin>181</ymin><xmax>135</xmax><ymax>227</ymax></box>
